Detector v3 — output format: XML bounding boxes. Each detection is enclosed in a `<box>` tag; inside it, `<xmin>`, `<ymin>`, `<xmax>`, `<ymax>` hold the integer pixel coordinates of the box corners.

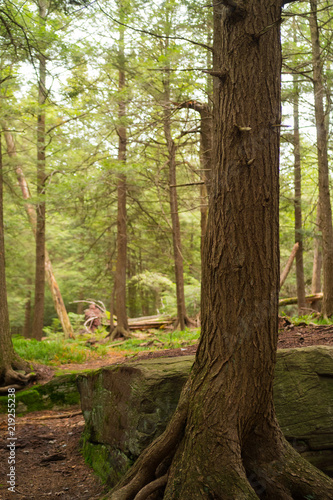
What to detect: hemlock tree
<box><xmin>32</xmin><ymin>0</ymin><xmax>47</xmax><ymax>341</ymax></box>
<box><xmin>309</xmin><ymin>0</ymin><xmax>333</xmax><ymax>318</ymax></box>
<box><xmin>292</xmin><ymin>72</ymin><xmax>306</xmax><ymax>314</ymax></box>
<box><xmin>110</xmin><ymin>0</ymin><xmax>130</xmax><ymax>339</ymax></box>
<box><xmin>107</xmin><ymin>1</ymin><xmax>333</xmax><ymax>499</ymax></box>
<box><xmin>0</xmin><ymin>131</ymin><xmax>32</xmax><ymax>392</ymax></box>
<box><xmin>3</xmin><ymin>128</ymin><xmax>74</xmax><ymax>338</ymax></box>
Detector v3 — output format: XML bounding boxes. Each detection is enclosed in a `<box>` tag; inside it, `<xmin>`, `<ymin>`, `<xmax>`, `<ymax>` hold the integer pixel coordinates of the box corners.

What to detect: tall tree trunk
<box><xmin>32</xmin><ymin>0</ymin><xmax>47</xmax><ymax>340</ymax></box>
<box><xmin>309</xmin><ymin>0</ymin><xmax>333</xmax><ymax>318</ymax></box>
<box><xmin>164</xmin><ymin>75</ymin><xmax>189</xmax><ymax>331</ymax></box>
<box><xmin>3</xmin><ymin>129</ymin><xmax>74</xmax><ymax>338</ymax></box>
<box><xmin>311</xmin><ymin>202</ymin><xmax>322</xmax><ymax>311</ymax></box>
<box><xmin>0</xmin><ymin>130</ymin><xmax>29</xmax><ymax>389</ymax></box>
<box><xmin>109</xmin><ymin>1</ymin><xmax>333</xmax><ymax>498</ymax></box>
<box><xmin>111</xmin><ymin>5</ymin><xmax>129</xmax><ymax>340</ymax></box>
<box><xmin>178</xmin><ymin>100</ymin><xmax>212</xmax><ymax>259</ymax></box>
<box><xmin>293</xmin><ymin>73</ymin><xmax>306</xmax><ymax>314</ymax></box>
<box><xmin>23</xmin><ymin>282</ymin><xmax>32</xmax><ymax>338</ymax></box>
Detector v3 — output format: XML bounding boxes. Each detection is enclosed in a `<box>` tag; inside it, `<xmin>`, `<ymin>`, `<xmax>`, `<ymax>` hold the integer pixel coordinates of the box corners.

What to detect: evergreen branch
<box><xmin>170</xmin><ymin>181</ymin><xmax>205</xmax><ymax>188</ymax></box>
<box><xmin>96</xmin><ymin>2</ymin><xmax>213</xmax><ymax>53</ymax></box>
<box><xmin>46</xmin><ymin>112</ymin><xmax>90</xmax><ymax>135</ymax></box>
<box><xmin>0</xmin><ymin>7</ymin><xmax>34</xmax><ymax>64</ymax></box>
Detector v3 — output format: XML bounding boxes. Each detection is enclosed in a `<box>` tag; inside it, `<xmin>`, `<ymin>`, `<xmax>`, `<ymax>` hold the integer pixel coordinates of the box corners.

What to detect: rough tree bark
<box><xmin>32</xmin><ymin>0</ymin><xmax>47</xmax><ymax>341</ymax></box>
<box><xmin>110</xmin><ymin>4</ymin><xmax>130</xmax><ymax>341</ymax></box>
<box><xmin>107</xmin><ymin>1</ymin><xmax>333</xmax><ymax>498</ymax></box>
<box><xmin>3</xmin><ymin>129</ymin><xmax>74</xmax><ymax>338</ymax></box>
<box><xmin>0</xmin><ymin>131</ymin><xmax>32</xmax><ymax>391</ymax></box>
<box><xmin>309</xmin><ymin>0</ymin><xmax>333</xmax><ymax>318</ymax></box>
<box><xmin>292</xmin><ymin>72</ymin><xmax>306</xmax><ymax>314</ymax></box>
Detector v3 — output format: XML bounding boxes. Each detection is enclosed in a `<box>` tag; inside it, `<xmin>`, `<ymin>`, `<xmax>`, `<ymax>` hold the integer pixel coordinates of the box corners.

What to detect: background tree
<box><xmin>292</xmin><ymin>72</ymin><xmax>306</xmax><ymax>313</ymax></box>
<box><xmin>32</xmin><ymin>0</ymin><xmax>48</xmax><ymax>340</ymax></box>
<box><xmin>309</xmin><ymin>0</ymin><xmax>333</xmax><ymax>318</ymax></box>
<box><xmin>0</xmin><ymin>128</ymin><xmax>32</xmax><ymax>391</ymax></box>
<box><xmin>110</xmin><ymin>0</ymin><xmax>130</xmax><ymax>339</ymax></box>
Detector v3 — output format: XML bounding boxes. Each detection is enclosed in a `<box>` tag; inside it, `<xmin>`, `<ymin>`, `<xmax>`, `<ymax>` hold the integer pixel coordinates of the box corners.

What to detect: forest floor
<box><xmin>1</xmin><ymin>321</ymin><xmax>333</xmax><ymax>500</ymax></box>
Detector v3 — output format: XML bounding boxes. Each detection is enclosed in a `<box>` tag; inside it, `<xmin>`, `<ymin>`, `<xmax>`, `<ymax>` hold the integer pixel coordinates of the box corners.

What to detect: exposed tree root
<box><xmin>173</xmin><ymin>315</ymin><xmax>196</xmax><ymax>331</ymax></box>
<box><xmin>243</xmin><ymin>429</ymin><xmax>333</xmax><ymax>500</ymax></box>
<box><xmin>0</xmin><ymin>359</ymin><xmax>36</xmax><ymax>393</ymax></box>
<box><xmin>133</xmin><ymin>473</ymin><xmax>168</xmax><ymax>500</ymax></box>
<box><xmin>109</xmin><ymin>326</ymin><xmax>132</xmax><ymax>341</ymax></box>
<box><xmin>105</xmin><ymin>409</ymin><xmax>333</xmax><ymax>500</ymax></box>
<box><xmin>253</xmin><ymin>441</ymin><xmax>333</xmax><ymax>500</ymax></box>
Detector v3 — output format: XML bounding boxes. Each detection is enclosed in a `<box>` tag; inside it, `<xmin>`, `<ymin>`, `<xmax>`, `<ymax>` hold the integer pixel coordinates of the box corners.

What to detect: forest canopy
<box><xmin>1</xmin><ymin>0</ymin><xmax>333</xmax><ymax>335</ymax></box>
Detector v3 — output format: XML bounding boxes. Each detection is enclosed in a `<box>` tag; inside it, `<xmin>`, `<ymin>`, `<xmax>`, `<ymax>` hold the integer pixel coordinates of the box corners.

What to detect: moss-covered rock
<box><xmin>274</xmin><ymin>346</ymin><xmax>333</xmax><ymax>451</ymax></box>
<box><xmin>77</xmin><ymin>347</ymin><xmax>333</xmax><ymax>485</ymax></box>
<box><xmin>0</xmin><ymin>373</ymin><xmax>80</xmax><ymax>415</ymax></box>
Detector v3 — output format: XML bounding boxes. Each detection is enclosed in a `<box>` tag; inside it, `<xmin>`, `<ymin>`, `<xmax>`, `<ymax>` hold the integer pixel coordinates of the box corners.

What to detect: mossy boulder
<box><xmin>0</xmin><ymin>373</ymin><xmax>80</xmax><ymax>415</ymax></box>
<box><xmin>78</xmin><ymin>357</ymin><xmax>191</xmax><ymax>483</ymax></box>
<box><xmin>77</xmin><ymin>347</ymin><xmax>333</xmax><ymax>485</ymax></box>
<box><xmin>274</xmin><ymin>346</ymin><xmax>333</xmax><ymax>452</ymax></box>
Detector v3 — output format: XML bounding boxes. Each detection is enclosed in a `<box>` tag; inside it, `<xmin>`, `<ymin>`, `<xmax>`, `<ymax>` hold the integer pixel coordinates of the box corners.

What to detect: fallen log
<box><xmin>128</xmin><ymin>319</ymin><xmax>174</xmax><ymax>331</ymax></box>
<box><xmin>279</xmin><ymin>293</ymin><xmax>323</xmax><ymax>307</ymax></box>
<box><xmin>127</xmin><ymin>315</ymin><xmax>174</xmax><ymax>331</ymax></box>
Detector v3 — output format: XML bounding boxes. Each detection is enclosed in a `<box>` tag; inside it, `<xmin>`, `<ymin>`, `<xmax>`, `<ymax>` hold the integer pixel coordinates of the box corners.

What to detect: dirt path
<box><xmin>0</xmin><ymin>409</ymin><xmax>106</xmax><ymax>500</ymax></box>
<box><xmin>1</xmin><ymin>323</ymin><xmax>333</xmax><ymax>499</ymax></box>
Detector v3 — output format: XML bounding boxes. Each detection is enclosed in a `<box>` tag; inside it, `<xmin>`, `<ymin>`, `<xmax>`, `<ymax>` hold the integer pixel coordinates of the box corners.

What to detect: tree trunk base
<box><xmin>173</xmin><ymin>316</ymin><xmax>196</xmax><ymax>331</ymax></box>
<box><xmin>106</xmin><ymin>388</ymin><xmax>333</xmax><ymax>500</ymax></box>
<box><xmin>109</xmin><ymin>326</ymin><xmax>132</xmax><ymax>341</ymax></box>
<box><xmin>0</xmin><ymin>358</ymin><xmax>35</xmax><ymax>393</ymax></box>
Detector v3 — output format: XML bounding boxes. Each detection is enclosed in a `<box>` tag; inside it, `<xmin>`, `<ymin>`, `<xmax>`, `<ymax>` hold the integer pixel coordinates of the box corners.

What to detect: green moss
<box><xmin>0</xmin><ymin>373</ymin><xmax>80</xmax><ymax>415</ymax></box>
<box><xmin>80</xmin><ymin>428</ymin><xmax>131</xmax><ymax>486</ymax></box>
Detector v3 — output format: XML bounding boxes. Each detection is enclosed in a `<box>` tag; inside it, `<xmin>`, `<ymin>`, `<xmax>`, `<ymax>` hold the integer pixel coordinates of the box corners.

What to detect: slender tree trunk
<box><xmin>0</xmin><ymin>130</ymin><xmax>14</xmax><ymax>380</ymax></box>
<box><xmin>23</xmin><ymin>283</ymin><xmax>32</xmax><ymax>338</ymax></box>
<box><xmin>293</xmin><ymin>74</ymin><xmax>306</xmax><ymax>314</ymax></box>
<box><xmin>0</xmin><ymin>130</ymin><xmax>29</xmax><ymax>388</ymax></box>
<box><xmin>111</xmin><ymin>6</ymin><xmax>129</xmax><ymax>340</ymax></box>
<box><xmin>309</xmin><ymin>0</ymin><xmax>333</xmax><ymax>318</ymax></box>
<box><xmin>179</xmin><ymin>101</ymin><xmax>212</xmax><ymax>259</ymax></box>
<box><xmin>164</xmin><ymin>76</ymin><xmax>188</xmax><ymax>331</ymax></box>
<box><xmin>32</xmin><ymin>0</ymin><xmax>47</xmax><ymax>340</ymax></box>
<box><xmin>3</xmin><ymin>129</ymin><xmax>74</xmax><ymax>338</ymax></box>
<box><xmin>311</xmin><ymin>202</ymin><xmax>322</xmax><ymax>311</ymax></box>
<box><xmin>128</xmin><ymin>253</ymin><xmax>137</xmax><ymax>318</ymax></box>
<box><xmin>109</xmin><ymin>2</ymin><xmax>333</xmax><ymax>498</ymax></box>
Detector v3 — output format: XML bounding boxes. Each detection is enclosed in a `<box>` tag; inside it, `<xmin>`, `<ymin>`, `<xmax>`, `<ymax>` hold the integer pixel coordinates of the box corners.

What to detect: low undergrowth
<box><xmin>12</xmin><ymin>312</ymin><xmax>333</xmax><ymax>367</ymax></box>
<box><xmin>12</xmin><ymin>328</ymin><xmax>200</xmax><ymax>366</ymax></box>
<box><xmin>111</xmin><ymin>327</ymin><xmax>200</xmax><ymax>356</ymax></box>
<box><xmin>289</xmin><ymin>314</ymin><xmax>333</xmax><ymax>326</ymax></box>
<box><xmin>12</xmin><ymin>335</ymin><xmax>108</xmax><ymax>365</ymax></box>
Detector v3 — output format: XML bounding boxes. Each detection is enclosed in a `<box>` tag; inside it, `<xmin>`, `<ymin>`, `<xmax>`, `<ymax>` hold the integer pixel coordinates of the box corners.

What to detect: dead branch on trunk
<box><xmin>280</xmin><ymin>242</ymin><xmax>299</xmax><ymax>288</ymax></box>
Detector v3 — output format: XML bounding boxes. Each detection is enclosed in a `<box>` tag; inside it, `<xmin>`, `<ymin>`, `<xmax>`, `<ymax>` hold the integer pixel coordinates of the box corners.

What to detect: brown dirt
<box><xmin>1</xmin><ymin>322</ymin><xmax>332</xmax><ymax>499</ymax></box>
<box><xmin>0</xmin><ymin>409</ymin><xmax>106</xmax><ymax>500</ymax></box>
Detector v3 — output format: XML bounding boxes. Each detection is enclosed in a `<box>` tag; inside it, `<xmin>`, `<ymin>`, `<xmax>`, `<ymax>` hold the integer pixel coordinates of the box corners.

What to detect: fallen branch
<box><xmin>0</xmin><ymin>384</ymin><xmax>23</xmax><ymax>394</ymax></box>
<box><xmin>17</xmin><ymin>410</ymin><xmax>82</xmax><ymax>423</ymax></box>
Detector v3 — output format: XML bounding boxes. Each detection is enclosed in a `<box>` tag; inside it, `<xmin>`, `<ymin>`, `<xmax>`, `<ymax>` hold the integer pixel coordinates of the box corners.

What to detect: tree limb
<box><xmin>96</xmin><ymin>2</ymin><xmax>213</xmax><ymax>52</ymax></box>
